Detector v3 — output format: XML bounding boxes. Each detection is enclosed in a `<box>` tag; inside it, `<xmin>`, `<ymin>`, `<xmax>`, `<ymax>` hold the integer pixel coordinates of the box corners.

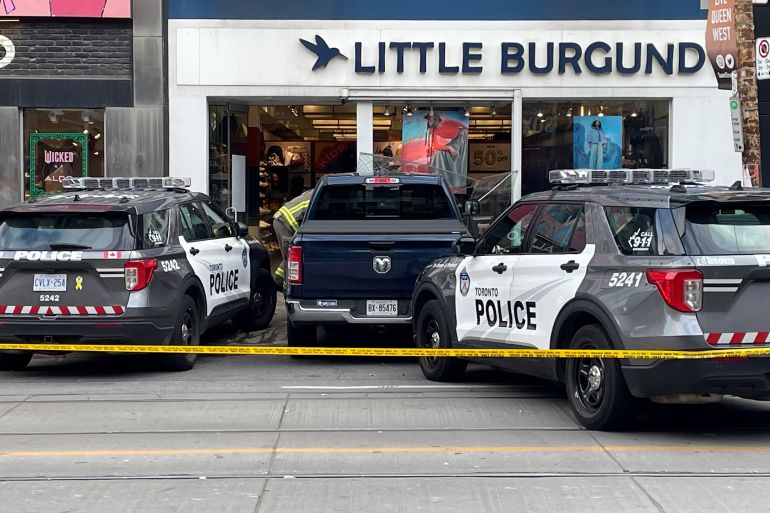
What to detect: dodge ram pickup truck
<box><xmin>285</xmin><ymin>173</ymin><xmax>470</xmax><ymax>346</ymax></box>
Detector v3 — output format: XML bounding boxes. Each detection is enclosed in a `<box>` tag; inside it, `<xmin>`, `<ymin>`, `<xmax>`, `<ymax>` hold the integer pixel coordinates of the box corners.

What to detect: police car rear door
<box><xmin>455</xmin><ymin>203</ymin><xmax>538</xmax><ymax>345</ymax></box>
<box><xmin>509</xmin><ymin>203</ymin><xmax>592</xmax><ymax>349</ymax></box>
<box><xmin>676</xmin><ymin>200</ymin><xmax>770</xmax><ymax>346</ymax></box>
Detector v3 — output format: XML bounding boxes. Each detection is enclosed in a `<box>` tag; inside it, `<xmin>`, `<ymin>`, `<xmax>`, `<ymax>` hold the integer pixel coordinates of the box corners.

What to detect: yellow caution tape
<box><xmin>1</xmin><ymin>343</ymin><xmax>770</xmax><ymax>359</ymax></box>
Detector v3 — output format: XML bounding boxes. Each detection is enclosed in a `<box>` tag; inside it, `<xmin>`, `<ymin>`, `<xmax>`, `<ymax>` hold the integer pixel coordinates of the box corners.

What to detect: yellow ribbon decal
<box><xmin>75</xmin><ymin>276</ymin><xmax>83</xmax><ymax>291</ymax></box>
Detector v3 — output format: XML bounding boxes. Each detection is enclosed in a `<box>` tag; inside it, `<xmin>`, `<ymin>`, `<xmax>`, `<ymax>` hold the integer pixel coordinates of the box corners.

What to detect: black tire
<box><xmin>416</xmin><ymin>299</ymin><xmax>467</xmax><ymax>381</ymax></box>
<box><xmin>287</xmin><ymin>321</ymin><xmax>317</xmax><ymax>348</ymax></box>
<box><xmin>234</xmin><ymin>268</ymin><xmax>277</xmax><ymax>331</ymax></box>
<box><xmin>159</xmin><ymin>295</ymin><xmax>200</xmax><ymax>372</ymax></box>
<box><xmin>565</xmin><ymin>324</ymin><xmax>638</xmax><ymax>430</ymax></box>
<box><xmin>0</xmin><ymin>352</ymin><xmax>33</xmax><ymax>371</ymax></box>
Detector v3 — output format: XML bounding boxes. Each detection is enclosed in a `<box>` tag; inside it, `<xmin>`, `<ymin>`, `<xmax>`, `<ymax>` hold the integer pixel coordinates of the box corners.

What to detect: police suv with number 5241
<box><xmin>412</xmin><ymin>169</ymin><xmax>770</xmax><ymax>430</ymax></box>
<box><xmin>0</xmin><ymin>177</ymin><xmax>276</xmax><ymax>372</ymax></box>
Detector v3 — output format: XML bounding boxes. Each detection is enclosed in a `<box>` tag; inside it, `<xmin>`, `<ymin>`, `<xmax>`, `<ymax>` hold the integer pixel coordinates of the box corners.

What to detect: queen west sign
<box><xmin>300</xmin><ymin>36</ymin><xmax>707</xmax><ymax>76</ymax></box>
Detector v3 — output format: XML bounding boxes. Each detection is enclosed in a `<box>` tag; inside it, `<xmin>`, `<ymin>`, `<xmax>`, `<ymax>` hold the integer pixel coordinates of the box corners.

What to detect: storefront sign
<box><xmin>29</xmin><ymin>133</ymin><xmax>88</xmax><ymax>196</ymax></box>
<box><xmin>0</xmin><ymin>34</ymin><xmax>14</xmax><ymax>69</ymax></box>
<box><xmin>757</xmin><ymin>37</ymin><xmax>770</xmax><ymax>80</ymax></box>
<box><xmin>469</xmin><ymin>143</ymin><xmax>511</xmax><ymax>172</ymax></box>
<box><xmin>730</xmin><ymin>97</ymin><xmax>744</xmax><ymax>152</ymax></box>
<box><xmin>300</xmin><ymin>36</ymin><xmax>706</xmax><ymax>76</ymax></box>
<box><xmin>706</xmin><ymin>0</ymin><xmax>737</xmax><ymax>90</ymax></box>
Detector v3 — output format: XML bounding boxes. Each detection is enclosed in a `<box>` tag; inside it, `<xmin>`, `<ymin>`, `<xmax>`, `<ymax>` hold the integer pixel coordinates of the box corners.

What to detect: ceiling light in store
<box><xmin>289</xmin><ymin>105</ymin><xmax>300</xmax><ymax>117</ymax></box>
<box><xmin>598</xmin><ymin>112</ymin><xmax>604</xmax><ymax>117</ymax></box>
<box><xmin>536</xmin><ymin>111</ymin><xmax>543</xmax><ymax>118</ymax></box>
<box><xmin>491</xmin><ymin>105</ymin><xmax>497</xmax><ymax>116</ymax></box>
<box><xmin>403</xmin><ymin>104</ymin><xmax>413</xmax><ymax>117</ymax></box>
<box><xmin>93</xmin><ymin>151</ymin><xmax>99</xmax><ymax>156</ymax></box>
<box><xmin>94</xmin><ymin>133</ymin><xmax>101</xmax><ymax>140</ymax></box>
<box><xmin>464</xmin><ymin>106</ymin><xmax>470</xmax><ymax>118</ymax></box>
<box><xmin>383</xmin><ymin>106</ymin><xmax>391</xmax><ymax>117</ymax></box>
<box><xmin>566</xmin><ymin>107</ymin><xmax>573</xmax><ymax>118</ymax></box>
<box><xmin>82</xmin><ymin>129</ymin><xmax>89</xmax><ymax>134</ymax></box>
<box><xmin>48</xmin><ymin>111</ymin><xmax>59</xmax><ymax>124</ymax></box>
<box><xmin>631</xmin><ymin>111</ymin><xmax>638</xmax><ymax>118</ymax></box>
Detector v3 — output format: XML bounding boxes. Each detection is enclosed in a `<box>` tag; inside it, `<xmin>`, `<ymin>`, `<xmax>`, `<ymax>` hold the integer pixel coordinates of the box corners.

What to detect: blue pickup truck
<box><xmin>285</xmin><ymin>173</ymin><xmax>470</xmax><ymax>345</ymax></box>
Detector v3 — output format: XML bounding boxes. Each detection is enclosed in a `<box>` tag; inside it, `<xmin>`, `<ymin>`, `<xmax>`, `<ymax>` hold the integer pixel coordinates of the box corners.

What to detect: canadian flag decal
<box><xmin>103</xmin><ymin>251</ymin><xmax>123</xmax><ymax>259</ymax></box>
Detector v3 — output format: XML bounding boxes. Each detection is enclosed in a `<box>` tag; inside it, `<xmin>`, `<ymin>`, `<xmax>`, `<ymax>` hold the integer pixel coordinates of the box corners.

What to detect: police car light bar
<box><xmin>549</xmin><ymin>169</ymin><xmax>715</xmax><ymax>185</ymax></box>
<box><xmin>61</xmin><ymin>177</ymin><xmax>192</xmax><ymax>190</ymax></box>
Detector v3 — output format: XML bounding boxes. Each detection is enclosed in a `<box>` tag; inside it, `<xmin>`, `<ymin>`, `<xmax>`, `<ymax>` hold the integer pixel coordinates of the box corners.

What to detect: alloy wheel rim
<box><xmin>180</xmin><ymin>310</ymin><xmax>194</xmax><ymax>346</ymax></box>
<box><xmin>424</xmin><ymin>318</ymin><xmax>441</xmax><ymax>366</ymax></box>
<box><xmin>574</xmin><ymin>354</ymin><xmax>605</xmax><ymax>413</ymax></box>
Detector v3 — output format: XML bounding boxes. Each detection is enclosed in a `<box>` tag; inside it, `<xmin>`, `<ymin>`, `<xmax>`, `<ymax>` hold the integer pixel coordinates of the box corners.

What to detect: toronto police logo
<box><xmin>459</xmin><ymin>268</ymin><xmax>471</xmax><ymax>296</ymax></box>
<box><xmin>242</xmin><ymin>247</ymin><xmax>248</xmax><ymax>268</ymax></box>
<box><xmin>373</xmin><ymin>256</ymin><xmax>391</xmax><ymax>274</ymax></box>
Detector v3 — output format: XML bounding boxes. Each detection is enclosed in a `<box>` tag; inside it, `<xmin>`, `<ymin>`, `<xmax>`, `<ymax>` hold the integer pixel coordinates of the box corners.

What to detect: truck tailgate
<box><xmin>298</xmin><ymin>229</ymin><xmax>462</xmax><ymax>299</ymax></box>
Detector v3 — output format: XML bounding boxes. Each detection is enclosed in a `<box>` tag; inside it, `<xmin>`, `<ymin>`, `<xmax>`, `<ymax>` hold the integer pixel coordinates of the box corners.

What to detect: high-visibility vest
<box><xmin>273</xmin><ymin>190</ymin><xmax>313</xmax><ymax>232</ymax></box>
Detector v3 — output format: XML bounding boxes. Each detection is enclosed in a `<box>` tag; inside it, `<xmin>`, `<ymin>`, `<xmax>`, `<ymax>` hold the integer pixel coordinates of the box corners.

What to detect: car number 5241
<box><xmin>607</xmin><ymin>272</ymin><xmax>643</xmax><ymax>288</ymax></box>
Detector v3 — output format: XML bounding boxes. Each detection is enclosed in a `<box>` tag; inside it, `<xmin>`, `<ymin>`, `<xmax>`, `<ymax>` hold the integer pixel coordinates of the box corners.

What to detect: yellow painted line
<box><xmin>3</xmin><ymin>445</ymin><xmax>770</xmax><ymax>458</ymax></box>
<box><xmin>1</xmin><ymin>343</ymin><xmax>770</xmax><ymax>360</ymax></box>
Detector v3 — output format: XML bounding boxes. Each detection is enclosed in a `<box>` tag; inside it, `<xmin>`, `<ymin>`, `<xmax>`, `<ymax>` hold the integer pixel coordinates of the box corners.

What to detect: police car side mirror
<box><xmin>453</xmin><ymin>236</ymin><xmax>476</xmax><ymax>256</ymax></box>
<box><xmin>465</xmin><ymin>200</ymin><xmax>480</xmax><ymax>216</ymax></box>
<box><xmin>236</xmin><ymin>222</ymin><xmax>249</xmax><ymax>238</ymax></box>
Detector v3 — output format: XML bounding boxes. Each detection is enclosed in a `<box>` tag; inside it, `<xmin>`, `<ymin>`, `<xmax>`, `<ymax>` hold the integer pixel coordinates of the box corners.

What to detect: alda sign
<box><xmin>300</xmin><ymin>35</ymin><xmax>707</xmax><ymax>76</ymax></box>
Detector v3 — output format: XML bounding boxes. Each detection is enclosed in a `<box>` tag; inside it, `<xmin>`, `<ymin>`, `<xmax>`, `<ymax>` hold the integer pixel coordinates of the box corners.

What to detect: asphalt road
<box><xmin>1</xmin><ymin>303</ymin><xmax>770</xmax><ymax>512</ymax></box>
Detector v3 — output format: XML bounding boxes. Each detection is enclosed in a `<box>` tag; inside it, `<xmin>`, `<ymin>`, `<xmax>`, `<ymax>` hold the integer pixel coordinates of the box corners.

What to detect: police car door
<box><xmin>509</xmin><ymin>203</ymin><xmax>593</xmax><ymax>349</ymax></box>
<box><xmin>178</xmin><ymin>202</ymin><xmax>236</xmax><ymax>315</ymax></box>
<box><xmin>199</xmin><ymin>200</ymin><xmax>250</xmax><ymax>305</ymax></box>
<box><xmin>455</xmin><ymin>203</ymin><xmax>539</xmax><ymax>345</ymax></box>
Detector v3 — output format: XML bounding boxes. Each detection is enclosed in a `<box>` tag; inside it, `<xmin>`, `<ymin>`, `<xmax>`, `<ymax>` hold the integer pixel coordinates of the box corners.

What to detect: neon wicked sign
<box><xmin>299</xmin><ymin>35</ymin><xmax>706</xmax><ymax>76</ymax></box>
<box><xmin>0</xmin><ymin>35</ymin><xmax>14</xmax><ymax>69</ymax></box>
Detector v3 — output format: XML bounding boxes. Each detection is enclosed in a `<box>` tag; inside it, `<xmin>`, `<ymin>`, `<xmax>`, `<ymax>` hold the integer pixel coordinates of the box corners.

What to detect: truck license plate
<box><xmin>33</xmin><ymin>274</ymin><xmax>67</xmax><ymax>292</ymax></box>
<box><xmin>366</xmin><ymin>300</ymin><xmax>398</xmax><ymax>316</ymax></box>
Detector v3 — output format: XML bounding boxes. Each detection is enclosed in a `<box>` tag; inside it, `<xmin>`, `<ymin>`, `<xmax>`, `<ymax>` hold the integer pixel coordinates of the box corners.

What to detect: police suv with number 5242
<box><xmin>412</xmin><ymin>169</ymin><xmax>770</xmax><ymax>430</ymax></box>
<box><xmin>0</xmin><ymin>177</ymin><xmax>276</xmax><ymax>372</ymax></box>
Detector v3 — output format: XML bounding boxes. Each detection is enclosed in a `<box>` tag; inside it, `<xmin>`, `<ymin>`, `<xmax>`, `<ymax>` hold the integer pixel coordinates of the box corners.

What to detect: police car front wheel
<box><xmin>417</xmin><ymin>300</ymin><xmax>467</xmax><ymax>382</ymax></box>
<box><xmin>565</xmin><ymin>325</ymin><xmax>638</xmax><ymax>430</ymax></box>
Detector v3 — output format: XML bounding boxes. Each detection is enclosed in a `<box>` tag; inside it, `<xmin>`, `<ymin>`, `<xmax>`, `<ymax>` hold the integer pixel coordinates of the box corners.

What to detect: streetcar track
<box><xmin>3</xmin><ymin>471</ymin><xmax>770</xmax><ymax>483</ymax></box>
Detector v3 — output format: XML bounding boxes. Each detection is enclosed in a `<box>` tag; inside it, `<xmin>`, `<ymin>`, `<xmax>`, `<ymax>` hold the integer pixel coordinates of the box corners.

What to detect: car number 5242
<box><xmin>39</xmin><ymin>294</ymin><xmax>60</xmax><ymax>302</ymax></box>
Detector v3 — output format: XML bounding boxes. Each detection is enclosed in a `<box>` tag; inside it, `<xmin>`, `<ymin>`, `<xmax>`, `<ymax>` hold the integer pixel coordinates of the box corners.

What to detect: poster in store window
<box><xmin>572</xmin><ymin>116</ymin><xmax>622</xmax><ymax>169</ymax></box>
<box><xmin>401</xmin><ymin>108</ymin><xmax>469</xmax><ymax>193</ymax></box>
<box><xmin>29</xmin><ymin>132</ymin><xmax>88</xmax><ymax>196</ymax></box>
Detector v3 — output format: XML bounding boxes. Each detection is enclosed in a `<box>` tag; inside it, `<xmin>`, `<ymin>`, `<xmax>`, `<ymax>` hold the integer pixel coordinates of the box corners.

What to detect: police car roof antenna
<box><xmin>729</xmin><ymin>180</ymin><xmax>744</xmax><ymax>191</ymax></box>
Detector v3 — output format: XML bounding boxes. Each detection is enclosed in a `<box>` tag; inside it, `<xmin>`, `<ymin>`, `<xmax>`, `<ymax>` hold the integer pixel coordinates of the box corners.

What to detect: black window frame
<box><xmin>475</xmin><ymin>202</ymin><xmax>541</xmax><ymax>256</ymax></box>
<box><xmin>525</xmin><ymin>202</ymin><xmax>587</xmax><ymax>255</ymax></box>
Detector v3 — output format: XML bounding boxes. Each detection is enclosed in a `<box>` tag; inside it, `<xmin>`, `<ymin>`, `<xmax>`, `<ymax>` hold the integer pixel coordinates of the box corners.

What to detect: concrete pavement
<box><xmin>1</xmin><ymin>304</ymin><xmax>770</xmax><ymax>512</ymax></box>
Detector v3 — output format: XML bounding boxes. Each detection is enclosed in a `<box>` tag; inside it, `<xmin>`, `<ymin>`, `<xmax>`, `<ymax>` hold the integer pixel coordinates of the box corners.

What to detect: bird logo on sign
<box><xmin>299</xmin><ymin>35</ymin><xmax>347</xmax><ymax>70</ymax></box>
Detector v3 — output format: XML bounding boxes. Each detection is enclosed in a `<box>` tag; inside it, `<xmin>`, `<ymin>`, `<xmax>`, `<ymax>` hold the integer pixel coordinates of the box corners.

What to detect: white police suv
<box><xmin>412</xmin><ymin>169</ymin><xmax>770</xmax><ymax>429</ymax></box>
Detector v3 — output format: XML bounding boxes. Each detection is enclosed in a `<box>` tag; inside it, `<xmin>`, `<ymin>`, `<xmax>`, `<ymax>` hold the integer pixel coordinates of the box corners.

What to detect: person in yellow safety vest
<box><xmin>272</xmin><ymin>189</ymin><xmax>314</xmax><ymax>289</ymax></box>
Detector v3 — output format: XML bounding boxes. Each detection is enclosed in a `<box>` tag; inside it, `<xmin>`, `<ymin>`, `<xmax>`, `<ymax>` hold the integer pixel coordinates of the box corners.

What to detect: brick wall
<box><xmin>0</xmin><ymin>20</ymin><xmax>132</xmax><ymax>78</ymax></box>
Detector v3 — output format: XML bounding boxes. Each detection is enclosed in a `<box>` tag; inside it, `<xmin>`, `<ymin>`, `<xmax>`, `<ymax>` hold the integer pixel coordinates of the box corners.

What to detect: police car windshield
<box><xmin>0</xmin><ymin>213</ymin><xmax>133</xmax><ymax>251</ymax></box>
<box><xmin>680</xmin><ymin>202</ymin><xmax>770</xmax><ymax>255</ymax></box>
<box><xmin>312</xmin><ymin>184</ymin><xmax>454</xmax><ymax>220</ymax></box>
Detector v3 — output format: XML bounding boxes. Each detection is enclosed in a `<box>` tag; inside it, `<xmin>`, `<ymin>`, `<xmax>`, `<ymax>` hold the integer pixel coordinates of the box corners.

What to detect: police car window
<box><xmin>313</xmin><ymin>184</ymin><xmax>453</xmax><ymax>220</ymax></box>
<box><xmin>142</xmin><ymin>210</ymin><xmax>170</xmax><ymax>249</ymax></box>
<box><xmin>605</xmin><ymin>207</ymin><xmax>660</xmax><ymax>255</ymax></box>
<box><xmin>476</xmin><ymin>204</ymin><xmax>538</xmax><ymax>255</ymax></box>
<box><xmin>681</xmin><ymin>203</ymin><xmax>770</xmax><ymax>255</ymax></box>
<box><xmin>530</xmin><ymin>204</ymin><xmax>586</xmax><ymax>254</ymax></box>
<box><xmin>0</xmin><ymin>213</ymin><xmax>132</xmax><ymax>250</ymax></box>
<box><xmin>179</xmin><ymin>203</ymin><xmax>213</xmax><ymax>242</ymax></box>
<box><xmin>201</xmin><ymin>202</ymin><xmax>235</xmax><ymax>238</ymax></box>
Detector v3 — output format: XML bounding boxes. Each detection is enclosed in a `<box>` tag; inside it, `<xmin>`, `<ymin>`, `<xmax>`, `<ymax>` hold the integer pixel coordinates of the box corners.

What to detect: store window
<box><xmin>23</xmin><ymin>109</ymin><xmax>105</xmax><ymax>198</ymax></box>
<box><xmin>521</xmin><ymin>100</ymin><xmax>669</xmax><ymax>196</ymax></box>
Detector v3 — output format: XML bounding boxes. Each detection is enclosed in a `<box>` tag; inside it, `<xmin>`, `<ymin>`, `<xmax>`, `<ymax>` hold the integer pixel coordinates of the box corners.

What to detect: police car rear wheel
<box><xmin>565</xmin><ymin>325</ymin><xmax>637</xmax><ymax>430</ymax></box>
<box><xmin>0</xmin><ymin>352</ymin><xmax>33</xmax><ymax>371</ymax></box>
<box><xmin>417</xmin><ymin>300</ymin><xmax>467</xmax><ymax>382</ymax></box>
<box><xmin>160</xmin><ymin>295</ymin><xmax>200</xmax><ymax>372</ymax></box>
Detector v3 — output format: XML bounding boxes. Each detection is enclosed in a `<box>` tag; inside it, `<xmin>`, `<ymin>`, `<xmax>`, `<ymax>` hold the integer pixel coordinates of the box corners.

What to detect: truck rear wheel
<box><xmin>287</xmin><ymin>322</ymin><xmax>317</xmax><ymax>348</ymax></box>
<box><xmin>0</xmin><ymin>352</ymin><xmax>33</xmax><ymax>371</ymax></box>
<box><xmin>565</xmin><ymin>324</ymin><xmax>638</xmax><ymax>430</ymax></box>
<box><xmin>417</xmin><ymin>299</ymin><xmax>467</xmax><ymax>381</ymax></box>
